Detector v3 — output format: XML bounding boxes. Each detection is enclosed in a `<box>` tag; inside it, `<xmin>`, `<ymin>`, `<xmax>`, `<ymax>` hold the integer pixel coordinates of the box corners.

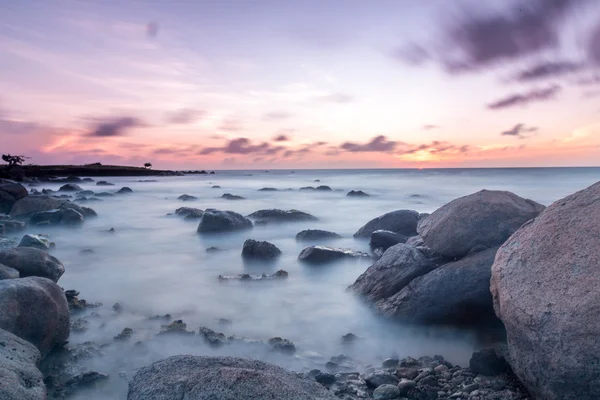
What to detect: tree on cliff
<box><xmin>2</xmin><ymin>154</ymin><xmax>27</xmax><ymax>166</ymax></box>
<box><xmin>144</xmin><ymin>162</ymin><xmax>152</xmax><ymax>169</ymax></box>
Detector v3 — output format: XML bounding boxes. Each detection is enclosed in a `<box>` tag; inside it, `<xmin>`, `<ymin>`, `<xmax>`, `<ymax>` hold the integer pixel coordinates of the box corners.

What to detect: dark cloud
<box><xmin>219</xmin><ymin>118</ymin><xmax>243</xmax><ymax>131</ymax></box>
<box><xmin>199</xmin><ymin>137</ymin><xmax>278</xmax><ymax>156</ymax></box>
<box><xmin>274</xmin><ymin>134</ymin><xmax>289</xmax><ymax>142</ymax></box>
<box><xmin>340</xmin><ymin>135</ymin><xmax>400</xmax><ymax>153</ymax></box>
<box><xmin>86</xmin><ymin>116</ymin><xmax>143</xmax><ymax>137</ymax></box>
<box><xmin>514</xmin><ymin>60</ymin><xmax>583</xmax><ymax>82</ymax></box>
<box><xmin>422</xmin><ymin>124</ymin><xmax>440</xmax><ymax>130</ymax></box>
<box><xmin>264</xmin><ymin>111</ymin><xmax>293</xmax><ymax>120</ymax></box>
<box><xmin>487</xmin><ymin>85</ymin><xmax>561</xmax><ymax>110</ymax></box>
<box><xmin>501</xmin><ymin>123</ymin><xmax>539</xmax><ymax>138</ymax></box>
<box><xmin>316</xmin><ymin>93</ymin><xmax>354</xmax><ymax>103</ymax></box>
<box><xmin>166</xmin><ymin>109</ymin><xmax>205</xmax><ymax>124</ymax></box>
<box><xmin>281</xmin><ymin>141</ymin><xmax>327</xmax><ymax>158</ymax></box>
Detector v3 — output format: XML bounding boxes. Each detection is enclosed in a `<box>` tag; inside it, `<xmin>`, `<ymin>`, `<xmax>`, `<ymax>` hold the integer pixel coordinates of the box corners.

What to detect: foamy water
<box><xmin>20</xmin><ymin>167</ymin><xmax>600</xmax><ymax>399</ymax></box>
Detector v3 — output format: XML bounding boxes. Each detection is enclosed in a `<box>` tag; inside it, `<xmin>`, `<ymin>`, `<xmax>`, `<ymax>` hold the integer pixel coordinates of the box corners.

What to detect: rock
<box><xmin>315</xmin><ymin>185</ymin><xmax>332</xmax><ymax>191</ymax></box>
<box><xmin>382</xmin><ymin>358</ymin><xmax>399</xmax><ymax>368</ymax></box>
<box><xmin>405</xmin><ymin>235</ymin><xmax>424</xmax><ymax>247</ymax></box>
<box><xmin>197</xmin><ymin>209</ymin><xmax>253</xmax><ymax>233</ymax></box>
<box><xmin>222</xmin><ymin>193</ymin><xmax>245</xmax><ymax>200</ymax></box>
<box><xmin>341</xmin><ymin>333</ymin><xmax>358</xmax><ymax>344</ymax></box>
<box><xmin>373</xmin><ymin>384</ymin><xmax>401</xmax><ymax>400</ymax></box>
<box><xmin>347</xmin><ymin>190</ymin><xmax>370</xmax><ymax>197</ymax></box>
<box><xmin>82</xmin><ymin>178</ymin><xmax>94</xmax><ymax>182</ymax></box>
<box><xmin>0</xmin><ymin>247</ymin><xmax>64</xmax><ymax>282</ymax></box>
<box><xmin>397</xmin><ymin>379</ymin><xmax>417</xmax><ymax>395</ymax></box>
<box><xmin>114</xmin><ymin>328</ymin><xmax>134</xmax><ymax>341</ymax></box>
<box><xmin>9</xmin><ymin>195</ymin><xmax>65</xmax><ymax>218</ymax></box>
<box><xmin>375</xmin><ymin>248</ymin><xmax>499</xmax><ymax>325</ymax></box>
<box><xmin>96</xmin><ymin>181</ymin><xmax>114</xmax><ymax>186</ymax></box>
<box><xmin>0</xmin><ymin>183</ymin><xmax>28</xmax><ymax>214</ymax></box>
<box><xmin>258</xmin><ymin>187</ymin><xmax>278</xmax><ymax>191</ymax></box>
<box><xmin>29</xmin><ymin>208</ymin><xmax>84</xmax><ymax>226</ymax></box>
<box><xmin>178</xmin><ymin>194</ymin><xmax>197</xmax><ymax>201</ymax></box>
<box><xmin>218</xmin><ymin>270</ymin><xmax>288</xmax><ymax>281</ymax></box>
<box><xmin>206</xmin><ymin>246</ymin><xmax>221</xmax><ymax>253</ymax></box>
<box><xmin>268</xmin><ymin>337</ymin><xmax>296</xmax><ymax>354</ymax></box>
<box><xmin>79</xmin><ymin>190</ymin><xmax>94</xmax><ymax>196</ymax></box>
<box><xmin>354</xmin><ymin>210</ymin><xmax>420</xmax><ymax>238</ymax></box>
<box><xmin>158</xmin><ymin>320</ymin><xmax>193</xmax><ymax>336</ymax></box>
<box><xmin>127</xmin><ymin>355</ymin><xmax>337</xmax><ymax>400</ymax></box>
<box><xmin>315</xmin><ymin>372</ymin><xmax>336</xmax><ymax>385</ymax></box>
<box><xmin>469</xmin><ymin>348</ymin><xmax>509</xmax><ymax>376</ymax></box>
<box><xmin>199</xmin><ymin>327</ymin><xmax>227</xmax><ymax>347</ymax></box>
<box><xmin>299</xmin><ymin>186</ymin><xmax>315</xmax><ymax>191</ymax></box>
<box><xmin>0</xmin><ymin>264</ymin><xmax>19</xmax><ymax>280</ymax></box>
<box><xmin>418</xmin><ymin>189</ymin><xmax>544</xmax><ymax>259</ymax></box>
<box><xmin>175</xmin><ymin>207</ymin><xmax>204</xmax><ymax>219</ymax></box>
<box><xmin>363</xmin><ymin>372</ymin><xmax>399</xmax><ymax>388</ymax></box>
<box><xmin>0</xmin><ymin>216</ymin><xmax>26</xmax><ymax>233</ymax></box>
<box><xmin>247</xmin><ymin>209</ymin><xmax>318</xmax><ymax>223</ymax></box>
<box><xmin>490</xmin><ymin>182</ymin><xmax>600</xmax><ymax>400</ymax></box>
<box><xmin>70</xmin><ymin>317</ymin><xmax>89</xmax><ymax>333</ymax></box>
<box><xmin>58</xmin><ymin>184</ymin><xmax>82</xmax><ymax>192</ymax></box>
<box><xmin>350</xmin><ymin>243</ymin><xmax>439</xmax><ymax>302</ymax></box>
<box><xmin>117</xmin><ymin>187</ymin><xmax>133</xmax><ymax>194</ymax></box>
<box><xmin>18</xmin><ymin>234</ymin><xmax>54</xmax><ymax>250</ymax></box>
<box><xmin>59</xmin><ymin>371</ymin><xmax>109</xmax><ymax>398</ymax></box>
<box><xmin>295</xmin><ymin>229</ymin><xmax>341</xmax><ymax>241</ymax></box>
<box><xmin>370</xmin><ymin>230</ymin><xmax>408</xmax><ymax>252</ymax></box>
<box><xmin>0</xmin><ymin>328</ymin><xmax>45</xmax><ymax>400</ymax></box>
<box><xmin>298</xmin><ymin>246</ymin><xmax>370</xmax><ymax>264</ymax></box>
<box><xmin>242</xmin><ymin>239</ymin><xmax>282</xmax><ymax>260</ymax></box>
<box><xmin>0</xmin><ymin>277</ymin><xmax>69</xmax><ymax>357</ymax></box>
<box><xmin>211</xmin><ymin>185</ymin><xmax>221</xmax><ymax>189</ymax></box>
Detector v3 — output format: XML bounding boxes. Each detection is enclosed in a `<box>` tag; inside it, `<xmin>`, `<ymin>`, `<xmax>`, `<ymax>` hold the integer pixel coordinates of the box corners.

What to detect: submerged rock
<box><xmin>158</xmin><ymin>320</ymin><xmax>194</xmax><ymax>336</ymax></box>
<box><xmin>354</xmin><ymin>209</ymin><xmax>420</xmax><ymax>238</ymax></box>
<box><xmin>199</xmin><ymin>327</ymin><xmax>227</xmax><ymax>347</ymax></box>
<box><xmin>174</xmin><ymin>207</ymin><xmax>204</xmax><ymax>219</ymax></box>
<box><xmin>218</xmin><ymin>270</ymin><xmax>288</xmax><ymax>281</ymax></box>
<box><xmin>295</xmin><ymin>229</ymin><xmax>341</xmax><ymax>241</ymax></box>
<box><xmin>0</xmin><ymin>216</ymin><xmax>26</xmax><ymax>233</ymax></box>
<box><xmin>298</xmin><ymin>246</ymin><xmax>370</xmax><ymax>264</ymax></box>
<box><xmin>0</xmin><ymin>247</ymin><xmax>64</xmax><ymax>282</ymax></box>
<box><xmin>197</xmin><ymin>209</ymin><xmax>253</xmax><ymax>233</ymax></box>
<box><xmin>178</xmin><ymin>194</ymin><xmax>197</xmax><ymax>201</ymax></box>
<box><xmin>116</xmin><ymin>187</ymin><xmax>133</xmax><ymax>194</ymax></box>
<box><xmin>0</xmin><ymin>328</ymin><xmax>45</xmax><ymax>400</ymax></box>
<box><xmin>96</xmin><ymin>181</ymin><xmax>114</xmax><ymax>186</ymax></box>
<box><xmin>127</xmin><ymin>355</ymin><xmax>337</xmax><ymax>400</ymax></box>
<box><xmin>94</xmin><ymin>192</ymin><xmax>114</xmax><ymax>197</ymax></box>
<box><xmin>241</xmin><ymin>239</ymin><xmax>282</xmax><ymax>260</ymax></box>
<box><xmin>247</xmin><ymin>209</ymin><xmax>318</xmax><ymax>223</ymax></box>
<box><xmin>58</xmin><ymin>184</ymin><xmax>82</xmax><ymax>192</ymax></box>
<box><xmin>419</xmin><ymin>189</ymin><xmax>544</xmax><ymax>259</ymax></box>
<box><xmin>258</xmin><ymin>187</ymin><xmax>278</xmax><ymax>191</ymax></box>
<box><xmin>347</xmin><ymin>190</ymin><xmax>369</xmax><ymax>197</ymax></box>
<box><xmin>315</xmin><ymin>185</ymin><xmax>332</xmax><ymax>191</ymax></box>
<box><xmin>18</xmin><ymin>234</ymin><xmax>55</xmax><ymax>251</ymax></box>
<box><xmin>114</xmin><ymin>328</ymin><xmax>134</xmax><ymax>341</ymax></box>
<box><xmin>221</xmin><ymin>193</ymin><xmax>245</xmax><ymax>200</ymax></box>
<box><xmin>268</xmin><ymin>337</ymin><xmax>296</xmax><ymax>354</ymax></box>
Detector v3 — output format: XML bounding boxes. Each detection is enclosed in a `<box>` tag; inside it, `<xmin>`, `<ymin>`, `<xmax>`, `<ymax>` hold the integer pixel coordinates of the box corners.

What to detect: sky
<box><xmin>1</xmin><ymin>0</ymin><xmax>600</xmax><ymax>170</ymax></box>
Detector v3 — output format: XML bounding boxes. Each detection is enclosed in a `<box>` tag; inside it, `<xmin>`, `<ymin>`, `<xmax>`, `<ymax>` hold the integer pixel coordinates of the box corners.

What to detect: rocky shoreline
<box><xmin>1</xmin><ymin>174</ymin><xmax>600</xmax><ymax>399</ymax></box>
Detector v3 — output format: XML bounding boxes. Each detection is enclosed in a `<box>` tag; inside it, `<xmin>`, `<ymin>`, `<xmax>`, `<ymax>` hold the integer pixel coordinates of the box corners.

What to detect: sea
<box><xmin>22</xmin><ymin>167</ymin><xmax>600</xmax><ymax>399</ymax></box>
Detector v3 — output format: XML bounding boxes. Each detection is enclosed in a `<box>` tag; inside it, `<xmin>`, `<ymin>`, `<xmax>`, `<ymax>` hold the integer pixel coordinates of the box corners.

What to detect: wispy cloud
<box><xmin>340</xmin><ymin>135</ymin><xmax>400</xmax><ymax>153</ymax></box>
<box><xmin>514</xmin><ymin>60</ymin><xmax>583</xmax><ymax>82</ymax></box>
<box><xmin>85</xmin><ymin>116</ymin><xmax>144</xmax><ymax>137</ymax></box>
<box><xmin>487</xmin><ymin>85</ymin><xmax>561</xmax><ymax>110</ymax></box>
<box><xmin>422</xmin><ymin>124</ymin><xmax>440</xmax><ymax>130</ymax></box>
<box><xmin>501</xmin><ymin>123</ymin><xmax>539</xmax><ymax>138</ymax></box>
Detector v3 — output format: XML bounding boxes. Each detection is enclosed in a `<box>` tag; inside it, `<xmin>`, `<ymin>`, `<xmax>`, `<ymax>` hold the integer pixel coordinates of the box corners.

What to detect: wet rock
<box><xmin>315</xmin><ymin>185</ymin><xmax>332</xmax><ymax>191</ymax></box>
<box><xmin>347</xmin><ymin>190</ymin><xmax>370</xmax><ymax>197</ymax></box>
<box><xmin>363</xmin><ymin>371</ymin><xmax>399</xmax><ymax>388</ymax></box>
<box><xmin>0</xmin><ymin>183</ymin><xmax>28</xmax><ymax>214</ymax></box>
<box><xmin>298</xmin><ymin>246</ymin><xmax>370</xmax><ymax>264</ymax></box>
<box><xmin>370</xmin><ymin>230</ymin><xmax>408</xmax><ymax>252</ymax></box>
<box><xmin>127</xmin><ymin>355</ymin><xmax>337</xmax><ymax>400</ymax></box>
<box><xmin>0</xmin><ymin>263</ymin><xmax>19</xmax><ymax>280</ymax></box>
<box><xmin>197</xmin><ymin>209</ymin><xmax>252</xmax><ymax>233</ymax></box>
<box><xmin>218</xmin><ymin>270</ymin><xmax>288</xmax><ymax>281</ymax></box>
<box><xmin>419</xmin><ymin>189</ymin><xmax>544</xmax><ymax>259</ymax></box>
<box><xmin>0</xmin><ymin>216</ymin><xmax>26</xmax><ymax>233</ymax></box>
<box><xmin>158</xmin><ymin>320</ymin><xmax>194</xmax><ymax>336</ymax></box>
<box><xmin>82</xmin><ymin>178</ymin><xmax>94</xmax><ymax>182</ymax></box>
<box><xmin>212</xmin><ymin>185</ymin><xmax>221</xmax><ymax>189</ymax></box>
<box><xmin>382</xmin><ymin>358</ymin><xmax>399</xmax><ymax>368</ymax></box>
<box><xmin>354</xmin><ymin>209</ymin><xmax>420</xmax><ymax>238</ymax></box>
<box><xmin>341</xmin><ymin>333</ymin><xmax>359</xmax><ymax>344</ymax></box>
<box><xmin>0</xmin><ymin>247</ymin><xmax>64</xmax><ymax>282</ymax></box>
<box><xmin>0</xmin><ymin>328</ymin><xmax>45</xmax><ymax>400</ymax></box>
<box><xmin>9</xmin><ymin>195</ymin><xmax>65</xmax><ymax>218</ymax></box>
<box><xmin>116</xmin><ymin>187</ymin><xmax>133</xmax><ymax>194</ymax></box>
<box><xmin>247</xmin><ymin>209</ymin><xmax>318</xmax><ymax>223</ymax></box>
<box><xmin>221</xmin><ymin>193</ymin><xmax>245</xmax><ymax>200</ymax></box>
<box><xmin>79</xmin><ymin>190</ymin><xmax>94</xmax><ymax>196</ymax></box>
<box><xmin>258</xmin><ymin>187</ymin><xmax>278</xmax><ymax>191</ymax></box>
<box><xmin>0</xmin><ymin>277</ymin><xmax>69</xmax><ymax>357</ymax></box>
<box><xmin>59</xmin><ymin>183</ymin><xmax>82</xmax><ymax>192</ymax></box>
<box><xmin>405</xmin><ymin>235</ymin><xmax>424</xmax><ymax>247</ymax></box>
<box><xmin>299</xmin><ymin>186</ymin><xmax>316</xmax><ymax>191</ymax></box>
<box><xmin>148</xmin><ymin>314</ymin><xmax>172</xmax><ymax>321</ymax></box>
<box><xmin>199</xmin><ymin>327</ymin><xmax>227</xmax><ymax>347</ymax></box>
<box><xmin>295</xmin><ymin>229</ymin><xmax>341</xmax><ymax>241</ymax></box>
<box><xmin>469</xmin><ymin>348</ymin><xmax>509</xmax><ymax>376</ymax></box>
<box><xmin>114</xmin><ymin>328</ymin><xmax>134</xmax><ymax>341</ymax></box>
<box><xmin>59</xmin><ymin>371</ymin><xmax>109</xmax><ymax>398</ymax></box>
<box><xmin>29</xmin><ymin>207</ymin><xmax>84</xmax><ymax>226</ymax></box>
<box><xmin>218</xmin><ymin>318</ymin><xmax>232</xmax><ymax>325</ymax></box>
<box><xmin>268</xmin><ymin>337</ymin><xmax>296</xmax><ymax>354</ymax></box>
<box><xmin>398</xmin><ymin>379</ymin><xmax>417</xmax><ymax>395</ymax></box>
<box><xmin>206</xmin><ymin>246</ymin><xmax>221</xmax><ymax>253</ymax></box>
<box><xmin>178</xmin><ymin>194</ymin><xmax>197</xmax><ymax>201</ymax></box>
<box><xmin>373</xmin><ymin>384</ymin><xmax>400</xmax><ymax>400</ymax></box>
<box><xmin>175</xmin><ymin>207</ymin><xmax>204</xmax><ymax>219</ymax></box>
<box><xmin>241</xmin><ymin>239</ymin><xmax>282</xmax><ymax>260</ymax></box>
<box><xmin>96</xmin><ymin>181</ymin><xmax>114</xmax><ymax>186</ymax></box>
<box><xmin>315</xmin><ymin>372</ymin><xmax>336</xmax><ymax>385</ymax></box>
<box><xmin>18</xmin><ymin>234</ymin><xmax>55</xmax><ymax>250</ymax></box>
<box><xmin>70</xmin><ymin>317</ymin><xmax>89</xmax><ymax>333</ymax></box>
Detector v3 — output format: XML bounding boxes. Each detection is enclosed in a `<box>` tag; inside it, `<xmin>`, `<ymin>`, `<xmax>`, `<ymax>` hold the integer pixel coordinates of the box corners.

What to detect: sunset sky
<box><xmin>1</xmin><ymin>0</ymin><xmax>600</xmax><ymax>169</ymax></box>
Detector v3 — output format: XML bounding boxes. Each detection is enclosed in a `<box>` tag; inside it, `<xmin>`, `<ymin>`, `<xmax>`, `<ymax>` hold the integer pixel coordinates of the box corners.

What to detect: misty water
<box><xmin>24</xmin><ymin>167</ymin><xmax>600</xmax><ymax>399</ymax></box>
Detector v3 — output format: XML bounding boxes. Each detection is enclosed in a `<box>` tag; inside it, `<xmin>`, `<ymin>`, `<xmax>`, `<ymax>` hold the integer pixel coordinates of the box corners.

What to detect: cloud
<box><xmin>575</xmin><ymin>74</ymin><xmax>600</xmax><ymax>85</ymax></box>
<box><xmin>273</xmin><ymin>134</ymin><xmax>289</xmax><ymax>142</ymax></box>
<box><xmin>501</xmin><ymin>123</ymin><xmax>539</xmax><ymax>138</ymax></box>
<box><xmin>219</xmin><ymin>118</ymin><xmax>243</xmax><ymax>131</ymax></box>
<box><xmin>514</xmin><ymin>60</ymin><xmax>583</xmax><ymax>82</ymax></box>
<box><xmin>146</xmin><ymin>22</ymin><xmax>159</xmax><ymax>38</ymax></box>
<box><xmin>281</xmin><ymin>141</ymin><xmax>328</xmax><ymax>158</ymax></box>
<box><xmin>589</xmin><ymin>22</ymin><xmax>600</xmax><ymax>65</ymax></box>
<box><xmin>166</xmin><ymin>108</ymin><xmax>205</xmax><ymax>124</ymax></box>
<box><xmin>487</xmin><ymin>85</ymin><xmax>561</xmax><ymax>110</ymax></box>
<box><xmin>316</xmin><ymin>92</ymin><xmax>354</xmax><ymax>103</ymax></box>
<box><xmin>263</xmin><ymin>111</ymin><xmax>293</xmax><ymax>120</ymax></box>
<box><xmin>199</xmin><ymin>137</ymin><xmax>281</xmax><ymax>156</ymax></box>
<box><xmin>86</xmin><ymin>116</ymin><xmax>143</xmax><ymax>137</ymax></box>
<box><xmin>340</xmin><ymin>135</ymin><xmax>400</xmax><ymax>153</ymax></box>
<box><xmin>399</xmin><ymin>141</ymin><xmax>470</xmax><ymax>155</ymax></box>
<box><xmin>422</xmin><ymin>124</ymin><xmax>440</xmax><ymax>130</ymax></box>
<box><xmin>0</xmin><ymin>118</ymin><xmax>40</xmax><ymax>135</ymax></box>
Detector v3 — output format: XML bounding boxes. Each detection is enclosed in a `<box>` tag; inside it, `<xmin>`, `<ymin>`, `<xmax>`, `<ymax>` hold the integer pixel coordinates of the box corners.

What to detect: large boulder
<box><xmin>9</xmin><ymin>195</ymin><xmax>66</xmax><ymax>218</ymax></box>
<box><xmin>0</xmin><ymin>247</ymin><xmax>64</xmax><ymax>282</ymax></box>
<box><xmin>354</xmin><ymin>210</ymin><xmax>420</xmax><ymax>238</ymax></box>
<box><xmin>247</xmin><ymin>209</ymin><xmax>318</xmax><ymax>223</ymax></box>
<box><xmin>0</xmin><ymin>328</ymin><xmax>45</xmax><ymax>400</ymax></box>
<box><xmin>350</xmin><ymin>243</ymin><xmax>439</xmax><ymax>302</ymax></box>
<box><xmin>298</xmin><ymin>246</ymin><xmax>370</xmax><ymax>264</ymax></box>
<box><xmin>18</xmin><ymin>234</ymin><xmax>54</xmax><ymax>250</ymax></box>
<box><xmin>295</xmin><ymin>229</ymin><xmax>341</xmax><ymax>241</ymax></box>
<box><xmin>0</xmin><ymin>264</ymin><xmax>19</xmax><ymax>280</ymax></box>
<box><xmin>0</xmin><ymin>183</ymin><xmax>28</xmax><ymax>214</ymax></box>
<box><xmin>29</xmin><ymin>208</ymin><xmax>84</xmax><ymax>226</ymax></box>
<box><xmin>0</xmin><ymin>190</ymin><xmax>16</xmax><ymax>214</ymax></box>
<box><xmin>197</xmin><ymin>209</ymin><xmax>252</xmax><ymax>233</ymax></box>
<box><xmin>0</xmin><ymin>277</ymin><xmax>70</xmax><ymax>357</ymax></box>
<box><xmin>369</xmin><ymin>230</ymin><xmax>408</xmax><ymax>252</ymax></box>
<box><xmin>376</xmin><ymin>247</ymin><xmax>498</xmax><ymax>325</ymax></box>
<box><xmin>490</xmin><ymin>181</ymin><xmax>600</xmax><ymax>400</ymax></box>
<box><xmin>0</xmin><ymin>215</ymin><xmax>26</xmax><ymax>233</ymax></box>
<box><xmin>58</xmin><ymin>183</ymin><xmax>82</xmax><ymax>192</ymax></box>
<box><xmin>242</xmin><ymin>239</ymin><xmax>282</xmax><ymax>260</ymax></box>
<box><xmin>418</xmin><ymin>190</ymin><xmax>544</xmax><ymax>259</ymax></box>
<box><xmin>127</xmin><ymin>355</ymin><xmax>337</xmax><ymax>400</ymax></box>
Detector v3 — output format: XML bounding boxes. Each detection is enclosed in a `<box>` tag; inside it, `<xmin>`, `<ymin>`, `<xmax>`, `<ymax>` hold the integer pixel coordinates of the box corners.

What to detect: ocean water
<box><xmin>23</xmin><ymin>167</ymin><xmax>600</xmax><ymax>399</ymax></box>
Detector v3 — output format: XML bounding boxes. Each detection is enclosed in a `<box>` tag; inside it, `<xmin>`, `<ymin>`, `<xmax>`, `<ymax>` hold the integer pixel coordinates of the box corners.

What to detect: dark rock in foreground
<box><xmin>127</xmin><ymin>355</ymin><xmax>337</xmax><ymax>400</ymax></box>
<box><xmin>470</xmin><ymin>348</ymin><xmax>509</xmax><ymax>376</ymax></box>
<box><xmin>197</xmin><ymin>209</ymin><xmax>252</xmax><ymax>233</ymax></box>
<box><xmin>347</xmin><ymin>190</ymin><xmax>369</xmax><ymax>197</ymax></box>
<box><xmin>296</xmin><ymin>229</ymin><xmax>341</xmax><ymax>241</ymax></box>
<box><xmin>178</xmin><ymin>194</ymin><xmax>197</xmax><ymax>201</ymax></box>
<box><xmin>0</xmin><ymin>264</ymin><xmax>19</xmax><ymax>280</ymax></box>
<box><xmin>248</xmin><ymin>209</ymin><xmax>318</xmax><ymax>223</ymax></box>
<box><xmin>419</xmin><ymin>189</ymin><xmax>544</xmax><ymax>259</ymax></box>
<box><xmin>222</xmin><ymin>193</ymin><xmax>245</xmax><ymax>200</ymax></box>
<box><xmin>0</xmin><ymin>247</ymin><xmax>64</xmax><ymax>282</ymax></box>
<box><xmin>0</xmin><ymin>215</ymin><xmax>26</xmax><ymax>233</ymax></box>
<box><xmin>18</xmin><ymin>234</ymin><xmax>54</xmax><ymax>251</ymax></box>
<box><xmin>0</xmin><ymin>328</ymin><xmax>45</xmax><ymax>400</ymax></box>
<box><xmin>241</xmin><ymin>239</ymin><xmax>282</xmax><ymax>260</ymax></box>
<box><xmin>354</xmin><ymin>209</ymin><xmax>420</xmax><ymax>238</ymax></box>
<box><xmin>491</xmin><ymin>181</ymin><xmax>600</xmax><ymax>400</ymax></box>
<box><xmin>0</xmin><ymin>277</ymin><xmax>69</xmax><ymax>357</ymax></box>
<box><xmin>0</xmin><ymin>182</ymin><xmax>28</xmax><ymax>214</ymax></box>
<box><xmin>298</xmin><ymin>246</ymin><xmax>370</xmax><ymax>264</ymax></box>
<box><xmin>369</xmin><ymin>230</ymin><xmax>408</xmax><ymax>252</ymax></box>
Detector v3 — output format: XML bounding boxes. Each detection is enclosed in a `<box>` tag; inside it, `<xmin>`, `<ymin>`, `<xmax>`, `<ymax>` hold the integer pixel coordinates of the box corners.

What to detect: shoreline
<box><xmin>0</xmin><ymin>164</ymin><xmax>214</xmax><ymax>179</ymax></box>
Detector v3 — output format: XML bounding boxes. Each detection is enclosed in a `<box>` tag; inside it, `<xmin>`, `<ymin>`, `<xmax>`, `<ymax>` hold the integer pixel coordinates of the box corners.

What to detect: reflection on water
<box><xmin>23</xmin><ymin>168</ymin><xmax>600</xmax><ymax>399</ymax></box>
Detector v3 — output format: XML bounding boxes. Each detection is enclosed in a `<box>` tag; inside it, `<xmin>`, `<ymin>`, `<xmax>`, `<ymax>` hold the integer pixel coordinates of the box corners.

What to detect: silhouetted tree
<box><xmin>144</xmin><ymin>162</ymin><xmax>152</xmax><ymax>169</ymax></box>
<box><xmin>2</xmin><ymin>154</ymin><xmax>27</xmax><ymax>166</ymax></box>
